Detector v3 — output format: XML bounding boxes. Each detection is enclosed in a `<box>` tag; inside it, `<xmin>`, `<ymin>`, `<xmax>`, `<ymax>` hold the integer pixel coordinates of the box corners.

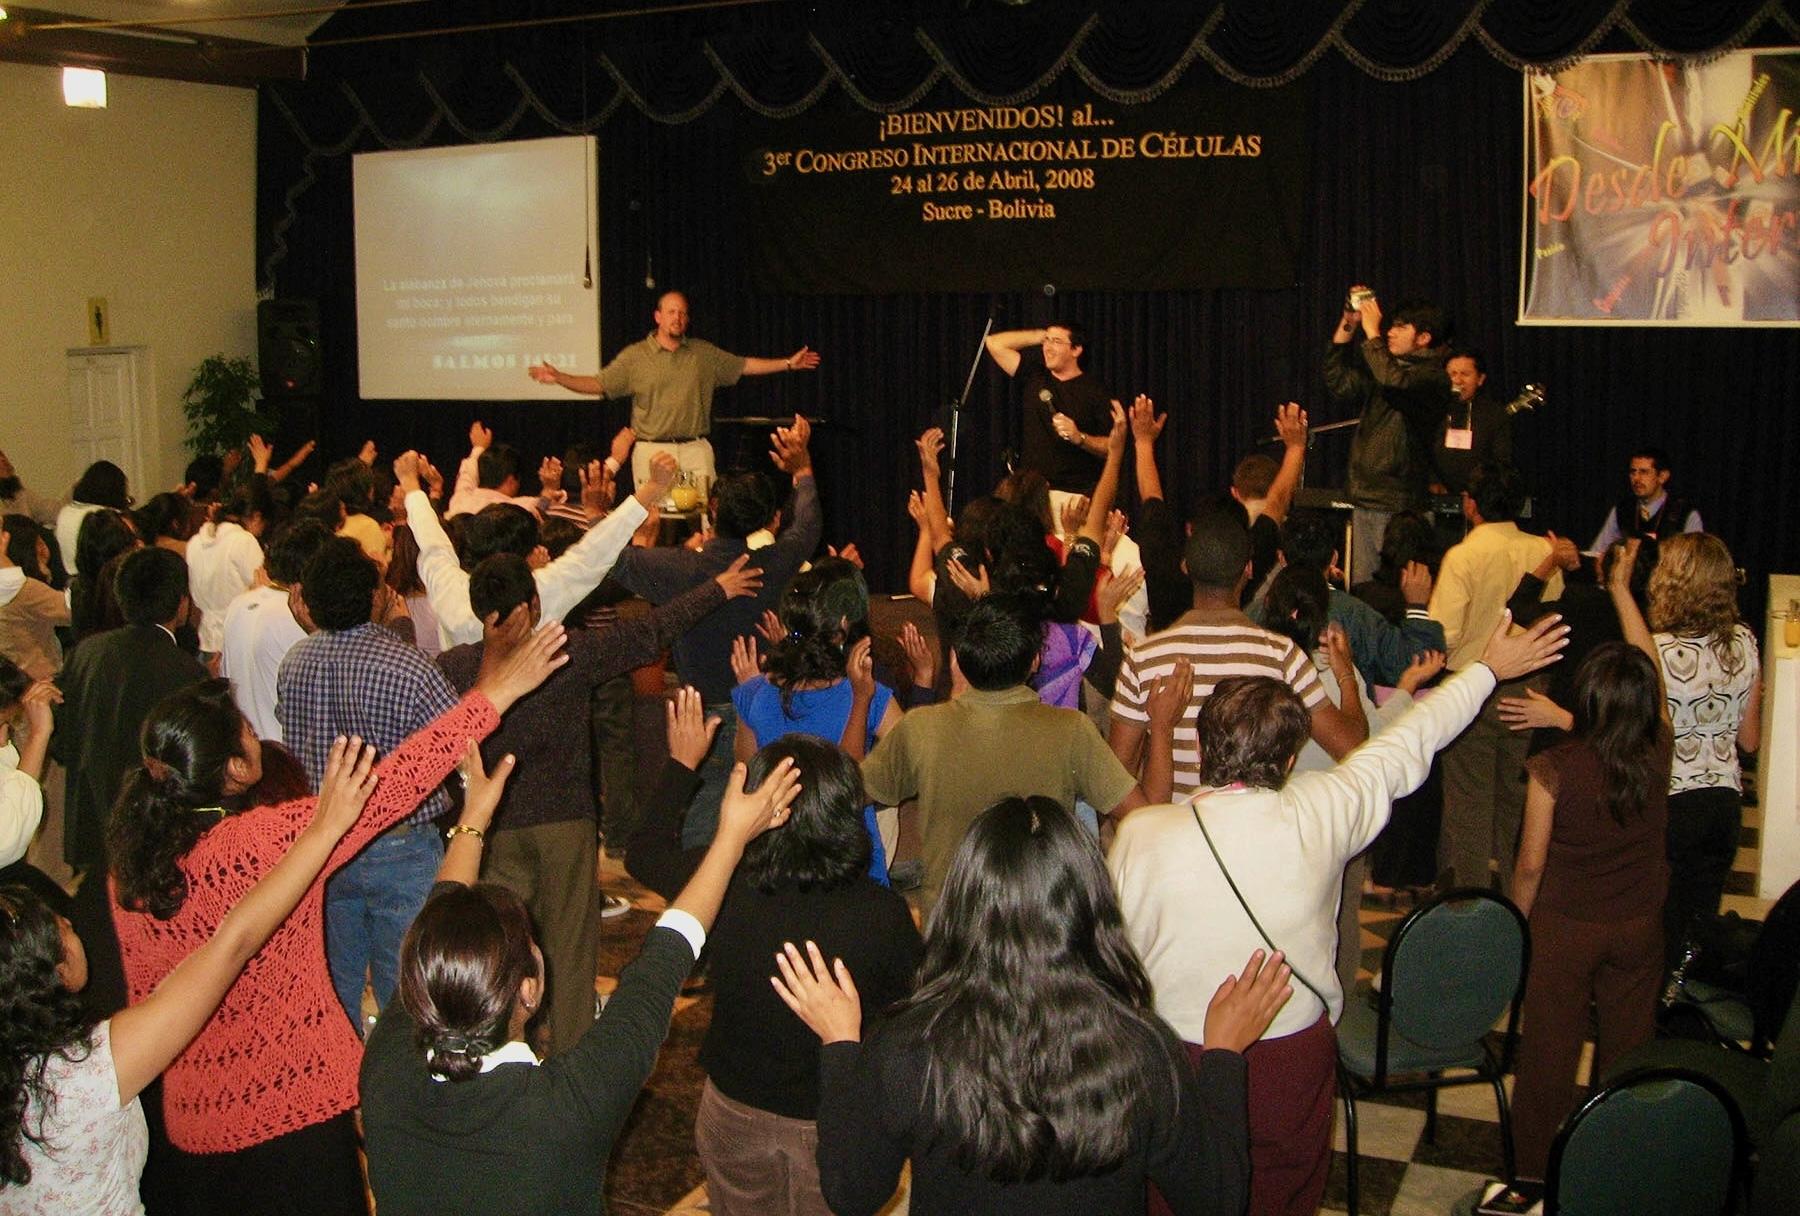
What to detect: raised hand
<box><xmin>313</xmin><ymin>736</ymin><xmax>380</xmax><ymax>840</ymax></box>
<box><xmin>358</xmin><ymin>440</ymin><xmax>378</xmax><ymax>466</ymax></box>
<box><xmin>665</xmin><ymin>685</ymin><xmax>722</xmax><ymax>770</ymax></box>
<box><xmin>770</xmin><ymin>416</ymin><xmax>813</xmax><ymax>476</ymax></box>
<box><xmin>944</xmin><ymin>557</ymin><xmax>990</xmax><ymax>600</ymax></box>
<box><xmin>826</xmin><ymin>542</ymin><xmax>863</xmax><ymax>569</ymax></box>
<box><xmin>1478</xmin><ymin>610</ymin><xmax>1569</xmax><ymax>682</ymax></box>
<box><xmin>1203</xmin><ymin>949</ymin><xmax>1293</xmax><ymax>1053</ymax></box>
<box><xmin>1400</xmin><ymin>560</ymin><xmax>1433</xmax><ymax>607</ymax></box>
<box><xmin>1058</xmin><ymin>494</ymin><xmax>1091</xmax><ymax>538</ymax></box>
<box><xmin>757</xmin><ymin>609</ymin><xmax>785</xmax><ymax>646</ymax></box>
<box><xmin>771</xmin><ymin>940</ymin><xmax>862</xmax><ymax>1044</ymax></box>
<box><xmin>915</xmin><ymin>427</ymin><xmax>944</xmax><ymax>479</ymax></box>
<box><xmin>538</xmin><ymin>456</ymin><xmax>564</xmax><ymax>497</ymax></box>
<box><xmin>456</xmin><ymin>739</ymin><xmax>516</xmax><ymax>836</ymax></box>
<box><xmin>900</xmin><ymin>621</ymin><xmax>936</xmax><ymax>690</ymax></box>
<box><xmin>1274</xmin><ymin>401</ymin><xmax>1309</xmax><ymax>449</ymax></box>
<box><xmin>730</xmin><ymin>634</ymin><xmax>762</xmax><ymax>687</ymax></box>
<box><xmin>609</xmin><ymin>426</ymin><xmax>637</xmax><ymax>469</ymax></box>
<box><xmin>1609</xmin><ymin>538</ymin><xmax>1641</xmax><ymax>597</ymax></box>
<box><xmin>578</xmin><ymin>460</ymin><xmax>610</xmax><ymax>515</ymax></box>
<box><xmin>247</xmin><ymin>434</ymin><xmax>274</xmax><ymax>473</ymax></box>
<box><xmin>1321</xmin><ymin>622</ymin><xmax>1356</xmax><ymax>683</ymax></box>
<box><xmin>1129</xmin><ymin>394</ymin><xmax>1165</xmax><ymax>444</ymax></box>
<box><xmin>1100</xmin><ymin>508</ymin><xmax>1128</xmax><ymax>565</ymax></box>
<box><xmin>393</xmin><ymin>451</ymin><xmax>423</xmax><ymax>495</ymax></box>
<box><xmin>1146</xmin><ymin>657</ymin><xmax>1194</xmax><ymax>731</ymax></box>
<box><xmin>906</xmin><ymin>491</ymin><xmax>928</xmax><ymax>529</ymax></box>
<box><xmin>469</xmin><ymin>420</ymin><xmax>494</xmax><ymax>451</ymax></box>
<box><xmin>717</xmin><ymin>757</ymin><xmax>801</xmax><ymax>848</ymax></box>
<box><xmin>635</xmin><ymin>453</ymin><xmax>679</xmax><ymax>508</ymax></box>
<box><xmin>1397</xmin><ymin>649</ymin><xmax>1446</xmax><ymax>695</ymax></box>
<box><xmin>1107</xmin><ymin>398</ymin><xmax>1129</xmax><ymax>456</ymax></box>
<box><xmin>846</xmin><ymin>637</ymin><xmax>875</xmax><ymax>698</ymax></box>
<box><xmin>1496</xmin><ymin>687</ymin><xmax>1572</xmax><ymax>732</ymax></box>
<box><xmin>1098</xmin><ymin>566</ymin><xmax>1145</xmax><ymax>627</ymax></box>
<box><xmin>20</xmin><ymin>679</ymin><xmax>61</xmax><ymax>737</ymax></box>
<box><xmin>474</xmin><ymin>609</ymin><xmax>571</xmax><ymax>713</ymax></box>
<box><xmin>1356</xmin><ymin>289</ymin><xmax>1383</xmax><ymax>339</ymax></box>
<box><xmin>715</xmin><ymin>553</ymin><xmax>764</xmax><ymax>600</ymax></box>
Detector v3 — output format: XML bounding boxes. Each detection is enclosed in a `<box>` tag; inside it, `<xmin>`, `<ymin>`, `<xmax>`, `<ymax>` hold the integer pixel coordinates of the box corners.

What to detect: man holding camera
<box><xmin>1323</xmin><ymin>286</ymin><xmax>1456</xmax><ymax>582</ymax></box>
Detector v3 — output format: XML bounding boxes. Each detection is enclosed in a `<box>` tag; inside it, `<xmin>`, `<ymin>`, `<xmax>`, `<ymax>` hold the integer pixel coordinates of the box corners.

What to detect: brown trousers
<box><xmin>694</xmin><ymin>1079</ymin><xmax>835</xmax><ymax>1216</ymax></box>
<box><xmin>1510</xmin><ymin>906</ymin><xmax>1662</xmax><ymax>1180</ymax></box>
<box><xmin>480</xmin><ymin>817</ymin><xmax>602</xmax><ymax>1057</ymax></box>
<box><xmin>1439</xmin><ymin>682</ymin><xmax>1534</xmax><ymax>889</ymax></box>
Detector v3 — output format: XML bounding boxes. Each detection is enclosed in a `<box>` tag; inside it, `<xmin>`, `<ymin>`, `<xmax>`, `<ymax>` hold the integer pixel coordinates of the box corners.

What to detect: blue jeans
<box><xmin>324</xmin><ymin>822</ymin><xmax>442</xmax><ymax>1032</ymax></box>
<box><xmin>681</xmin><ymin>701</ymin><xmax>739</xmax><ymax>850</ymax></box>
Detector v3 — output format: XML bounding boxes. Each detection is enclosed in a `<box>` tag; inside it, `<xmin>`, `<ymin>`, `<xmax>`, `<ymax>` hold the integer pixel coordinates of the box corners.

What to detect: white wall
<box><xmin>0</xmin><ymin>62</ymin><xmax>257</xmax><ymax>501</ymax></box>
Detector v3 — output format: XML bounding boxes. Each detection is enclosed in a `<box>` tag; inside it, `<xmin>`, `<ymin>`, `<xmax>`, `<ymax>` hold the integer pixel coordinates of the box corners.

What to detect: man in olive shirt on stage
<box><xmin>529</xmin><ymin>290</ymin><xmax>821</xmax><ymax>489</ymax></box>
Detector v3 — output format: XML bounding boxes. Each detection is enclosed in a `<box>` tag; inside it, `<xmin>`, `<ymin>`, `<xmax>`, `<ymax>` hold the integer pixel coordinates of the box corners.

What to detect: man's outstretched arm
<box><xmin>742</xmin><ymin>347</ymin><xmax>822</xmax><ymax>377</ymax></box>
<box><xmin>527</xmin><ymin>361</ymin><xmax>604</xmax><ymax>396</ymax></box>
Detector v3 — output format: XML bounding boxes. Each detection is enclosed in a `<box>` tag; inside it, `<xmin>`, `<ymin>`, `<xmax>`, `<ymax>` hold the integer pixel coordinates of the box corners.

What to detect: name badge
<box><xmin>1443</xmin><ymin>427</ymin><xmax>1474</xmax><ymax>450</ymax></box>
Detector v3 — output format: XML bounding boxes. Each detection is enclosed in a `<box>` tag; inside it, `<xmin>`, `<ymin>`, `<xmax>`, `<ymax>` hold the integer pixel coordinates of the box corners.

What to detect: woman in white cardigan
<box><xmin>1108</xmin><ymin>611</ymin><xmax>1566</xmax><ymax>1216</ymax></box>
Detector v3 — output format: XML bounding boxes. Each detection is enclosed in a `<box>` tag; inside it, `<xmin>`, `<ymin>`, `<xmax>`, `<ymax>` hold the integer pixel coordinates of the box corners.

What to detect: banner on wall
<box><xmin>742</xmin><ymin>82</ymin><xmax>1306</xmax><ymax>294</ymax></box>
<box><xmin>1520</xmin><ymin>49</ymin><xmax>1800</xmax><ymax>327</ymax></box>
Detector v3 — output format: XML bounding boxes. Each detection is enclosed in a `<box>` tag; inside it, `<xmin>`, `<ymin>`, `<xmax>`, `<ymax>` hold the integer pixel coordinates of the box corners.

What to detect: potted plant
<box><xmin>182</xmin><ymin>355</ymin><xmax>278</xmax><ymax>454</ymax></box>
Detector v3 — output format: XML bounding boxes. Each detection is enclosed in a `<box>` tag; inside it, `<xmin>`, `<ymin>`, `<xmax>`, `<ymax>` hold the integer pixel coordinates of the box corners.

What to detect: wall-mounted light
<box><xmin>63</xmin><ymin>66</ymin><xmax>107</xmax><ymax>108</ymax></box>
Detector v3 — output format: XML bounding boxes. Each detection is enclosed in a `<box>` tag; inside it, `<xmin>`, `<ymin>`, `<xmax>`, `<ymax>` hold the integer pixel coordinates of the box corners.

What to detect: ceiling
<box><xmin>0</xmin><ymin>0</ymin><xmax>341</xmax><ymax>83</ymax></box>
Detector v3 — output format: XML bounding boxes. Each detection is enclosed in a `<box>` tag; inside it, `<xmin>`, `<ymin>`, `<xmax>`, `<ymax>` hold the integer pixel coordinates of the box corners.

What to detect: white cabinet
<box><xmin>66</xmin><ymin>346</ymin><xmax>156</xmax><ymax>496</ymax></box>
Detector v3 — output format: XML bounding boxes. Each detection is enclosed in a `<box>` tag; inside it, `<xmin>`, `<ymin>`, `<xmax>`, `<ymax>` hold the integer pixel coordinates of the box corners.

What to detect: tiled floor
<box><xmin>593</xmin><ymin>853</ymin><xmax>1774</xmax><ymax>1216</ymax></box>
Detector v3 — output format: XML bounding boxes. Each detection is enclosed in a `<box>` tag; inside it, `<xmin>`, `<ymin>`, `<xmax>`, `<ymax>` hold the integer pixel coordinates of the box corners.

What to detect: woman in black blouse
<box><xmin>359</xmin><ymin>738</ymin><xmax>801</xmax><ymax>1216</ymax></box>
<box><xmin>773</xmin><ymin>795</ymin><xmax>1293</xmax><ymax>1216</ymax></box>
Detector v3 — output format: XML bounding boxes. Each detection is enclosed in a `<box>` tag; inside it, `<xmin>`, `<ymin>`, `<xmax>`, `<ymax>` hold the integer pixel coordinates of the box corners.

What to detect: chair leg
<box><xmin>1425</xmin><ymin>1076</ymin><xmax>1440</xmax><ymax>1144</ymax></box>
<box><xmin>1339</xmin><ymin>1067</ymin><xmax>1360</xmax><ymax>1216</ymax></box>
<box><xmin>1490</xmin><ymin>1072</ymin><xmax>1516</xmax><ymax>1183</ymax></box>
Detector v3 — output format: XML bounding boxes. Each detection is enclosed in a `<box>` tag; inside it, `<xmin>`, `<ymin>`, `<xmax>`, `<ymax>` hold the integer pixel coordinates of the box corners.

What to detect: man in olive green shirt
<box><xmin>861</xmin><ymin>594</ymin><xmax>1153</xmax><ymax>914</ymax></box>
<box><xmin>529</xmin><ymin>290</ymin><xmax>820</xmax><ymax>489</ymax></box>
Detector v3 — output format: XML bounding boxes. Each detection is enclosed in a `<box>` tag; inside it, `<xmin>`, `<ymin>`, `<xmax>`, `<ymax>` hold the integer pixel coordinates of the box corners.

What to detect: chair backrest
<box><xmin>1379</xmin><ymin>888</ymin><xmax>1528</xmax><ymax>1066</ymax></box>
<box><xmin>1546</xmin><ymin>1067</ymin><xmax>1745</xmax><ymax>1216</ymax></box>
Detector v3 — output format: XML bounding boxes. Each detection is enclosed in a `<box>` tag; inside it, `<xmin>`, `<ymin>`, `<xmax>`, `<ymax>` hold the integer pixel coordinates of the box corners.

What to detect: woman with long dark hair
<box><xmin>1507</xmin><ymin>641</ymin><xmax>1673</xmax><ymax>1189</ymax></box>
<box><xmin>692</xmin><ymin>726</ymin><xmax>921</xmax><ymax>1216</ymax></box>
<box><xmin>383</xmin><ymin>525</ymin><xmax>440</xmax><ymax>657</ymax></box>
<box><xmin>0</xmin><ymin>737</ymin><xmax>377</xmax><ymax>1212</ymax></box>
<box><xmin>68</xmin><ymin>509</ymin><xmax>139</xmax><ymax>643</ymax></box>
<box><xmin>1609</xmin><ymin>533</ymin><xmax>1760</xmax><ymax>967</ymax></box>
<box><xmin>359</xmin><ymin>735</ymin><xmax>801</xmax><ymax>1216</ymax></box>
<box><xmin>774</xmin><ymin>795</ymin><xmax>1291</xmax><ymax>1215</ymax></box>
<box><xmin>106</xmin><ymin>619</ymin><xmax>566</xmax><ymax>1215</ymax></box>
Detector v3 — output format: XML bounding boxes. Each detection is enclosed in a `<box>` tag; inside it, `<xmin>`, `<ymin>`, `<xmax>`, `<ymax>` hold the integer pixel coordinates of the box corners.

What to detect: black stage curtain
<box><xmin>258</xmin><ymin>1</ymin><xmax>1800</xmax><ymax>599</ymax></box>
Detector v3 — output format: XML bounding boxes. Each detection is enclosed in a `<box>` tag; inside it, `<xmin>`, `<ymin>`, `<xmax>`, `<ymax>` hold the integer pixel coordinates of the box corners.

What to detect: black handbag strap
<box><xmin>1188</xmin><ymin>797</ymin><xmax>1334</xmax><ymax>1013</ymax></box>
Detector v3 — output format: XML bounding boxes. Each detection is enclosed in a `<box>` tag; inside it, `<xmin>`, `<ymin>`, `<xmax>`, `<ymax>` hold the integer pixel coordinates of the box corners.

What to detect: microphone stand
<box><xmin>945</xmin><ymin>315</ymin><xmax>996</xmax><ymax>518</ymax></box>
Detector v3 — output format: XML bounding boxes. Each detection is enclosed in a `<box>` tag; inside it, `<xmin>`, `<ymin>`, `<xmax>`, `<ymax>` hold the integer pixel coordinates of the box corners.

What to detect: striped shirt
<box><xmin>1112</xmin><ymin>611</ymin><xmax>1328</xmax><ymax>798</ymax></box>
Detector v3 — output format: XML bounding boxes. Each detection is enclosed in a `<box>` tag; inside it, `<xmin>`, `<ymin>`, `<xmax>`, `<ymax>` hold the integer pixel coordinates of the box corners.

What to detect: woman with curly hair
<box><xmin>1608</xmin><ymin>533</ymin><xmax>1761</xmax><ymax>968</ymax></box>
<box><xmin>0</xmin><ymin>737</ymin><xmax>377</xmax><ymax>1213</ymax></box>
<box><xmin>106</xmin><ymin>619</ymin><xmax>565</xmax><ymax>1215</ymax></box>
<box><xmin>774</xmin><ymin>795</ymin><xmax>1292</xmax><ymax>1216</ymax></box>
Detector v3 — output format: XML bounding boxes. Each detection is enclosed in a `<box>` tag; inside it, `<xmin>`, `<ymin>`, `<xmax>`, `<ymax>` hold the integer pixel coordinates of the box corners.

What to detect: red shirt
<box><xmin>112</xmin><ymin>693</ymin><xmax>499</xmax><ymax>1153</ymax></box>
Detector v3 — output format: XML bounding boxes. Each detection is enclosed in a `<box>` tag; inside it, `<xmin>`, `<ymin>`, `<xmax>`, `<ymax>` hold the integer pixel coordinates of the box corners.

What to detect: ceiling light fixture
<box><xmin>63</xmin><ymin>66</ymin><xmax>107</xmax><ymax>108</ymax></box>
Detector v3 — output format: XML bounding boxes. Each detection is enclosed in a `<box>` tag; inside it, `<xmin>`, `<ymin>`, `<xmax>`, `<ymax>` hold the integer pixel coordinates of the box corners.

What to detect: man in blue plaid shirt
<box><xmin>278</xmin><ymin>535</ymin><xmax>459</xmax><ymax>1031</ymax></box>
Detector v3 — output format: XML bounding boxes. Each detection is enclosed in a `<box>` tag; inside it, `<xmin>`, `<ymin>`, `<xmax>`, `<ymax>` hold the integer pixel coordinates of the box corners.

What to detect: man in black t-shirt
<box><xmin>984</xmin><ymin>322</ymin><xmax>1115</xmax><ymax>493</ymax></box>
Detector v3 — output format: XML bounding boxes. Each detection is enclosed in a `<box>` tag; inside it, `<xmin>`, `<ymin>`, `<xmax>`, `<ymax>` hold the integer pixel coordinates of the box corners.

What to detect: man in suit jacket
<box><xmin>55</xmin><ymin>545</ymin><xmax>208</xmax><ymax>873</ymax></box>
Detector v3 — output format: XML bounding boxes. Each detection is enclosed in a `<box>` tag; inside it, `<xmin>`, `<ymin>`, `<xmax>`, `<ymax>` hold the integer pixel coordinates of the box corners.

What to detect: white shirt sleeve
<box><xmin>655</xmin><ymin>907</ymin><xmax>706</xmax><ymax>959</ymax></box>
<box><xmin>1289</xmin><ymin>663</ymin><xmax>1498</xmax><ymax>858</ymax></box>
<box><xmin>404</xmin><ymin>489</ymin><xmax>480</xmax><ymax>647</ymax></box>
<box><xmin>533</xmin><ymin>498</ymin><xmax>649</xmax><ymax>623</ymax></box>
<box><xmin>0</xmin><ymin>747</ymin><xmax>44</xmax><ymax>869</ymax></box>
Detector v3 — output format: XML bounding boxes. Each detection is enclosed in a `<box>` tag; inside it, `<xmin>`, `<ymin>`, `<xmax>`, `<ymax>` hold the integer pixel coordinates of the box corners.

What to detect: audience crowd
<box><xmin>0</xmin><ymin>297</ymin><xmax>1789</xmax><ymax>1216</ymax></box>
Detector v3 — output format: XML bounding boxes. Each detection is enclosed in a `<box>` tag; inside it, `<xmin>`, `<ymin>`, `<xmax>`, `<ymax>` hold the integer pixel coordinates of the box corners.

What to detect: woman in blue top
<box><xmin>731</xmin><ymin>559</ymin><xmax>898</xmax><ymax>882</ymax></box>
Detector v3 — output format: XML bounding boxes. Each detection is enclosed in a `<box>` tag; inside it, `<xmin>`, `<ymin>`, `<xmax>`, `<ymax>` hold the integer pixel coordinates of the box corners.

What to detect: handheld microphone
<box><xmin>1038</xmin><ymin>388</ymin><xmax>1054</xmax><ymax>405</ymax></box>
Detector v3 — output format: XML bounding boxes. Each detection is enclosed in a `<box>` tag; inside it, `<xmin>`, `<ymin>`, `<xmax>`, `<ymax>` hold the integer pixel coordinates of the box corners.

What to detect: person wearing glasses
<box><xmin>985</xmin><ymin>322</ymin><xmax>1116</xmax><ymax>496</ymax></box>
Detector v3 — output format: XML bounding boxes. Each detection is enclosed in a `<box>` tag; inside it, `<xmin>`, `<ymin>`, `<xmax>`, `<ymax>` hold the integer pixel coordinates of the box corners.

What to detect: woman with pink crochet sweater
<box><xmin>107</xmin><ymin>615</ymin><xmax>567</xmax><ymax>1215</ymax></box>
